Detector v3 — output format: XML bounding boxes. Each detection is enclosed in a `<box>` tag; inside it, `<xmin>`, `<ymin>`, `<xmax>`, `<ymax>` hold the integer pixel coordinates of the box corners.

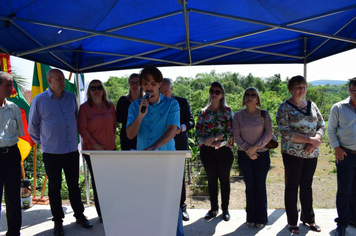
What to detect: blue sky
<box><xmin>11</xmin><ymin>48</ymin><xmax>356</xmax><ymax>89</ymax></box>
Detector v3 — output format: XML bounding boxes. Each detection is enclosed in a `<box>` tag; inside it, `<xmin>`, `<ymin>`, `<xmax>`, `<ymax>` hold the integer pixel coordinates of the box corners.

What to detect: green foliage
<box><xmin>104</xmin><ymin>76</ymin><xmax>129</xmax><ymax>103</ymax></box>
<box><xmin>23</xmin><ymin>145</ymin><xmax>45</xmax><ymax>179</ymax></box>
<box><xmin>28</xmin><ymin>171</ymin><xmax>89</xmax><ymax>199</ymax></box>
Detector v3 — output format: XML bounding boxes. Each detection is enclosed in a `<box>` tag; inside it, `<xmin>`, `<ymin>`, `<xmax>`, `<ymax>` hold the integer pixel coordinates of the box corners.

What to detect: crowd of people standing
<box><xmin>0</xmin><ymin>68</ymin><xmax>355</xmax><ymax>236</ymax></box>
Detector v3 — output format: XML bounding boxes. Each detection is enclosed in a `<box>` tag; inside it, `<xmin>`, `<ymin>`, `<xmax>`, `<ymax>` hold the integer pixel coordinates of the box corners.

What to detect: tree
<box><xmin>104</xmin><ymin>76</ymin><xmax>129</xmax><ymax>103</ymax></box>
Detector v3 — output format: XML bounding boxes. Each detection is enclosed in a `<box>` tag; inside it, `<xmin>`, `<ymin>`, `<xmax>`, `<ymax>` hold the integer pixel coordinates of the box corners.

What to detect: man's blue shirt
<box><xmin>127</xmin><ymin>93</ymin><xmax>180</xmax><ymax>150</ymax></box>
<box><xmin>28</xmin><ymin>89</ymin><xmax>78</xmax><ymax>154</ymax></box>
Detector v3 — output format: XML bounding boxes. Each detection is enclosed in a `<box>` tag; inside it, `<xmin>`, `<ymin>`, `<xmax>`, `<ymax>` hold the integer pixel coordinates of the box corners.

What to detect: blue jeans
<box><xmin>176</xmin><ymin>208</ymin><xmax>184</xmax><ymax>236</ymax></box>
<box><xmin>238</xmin><ymin>150</ymin><xmax>270</xmax><ymax>224</ymax></box>
<box><xmin>336</xmin><ymin>152</ymin><xmax>356</xmax><ymax>227</ymax></box>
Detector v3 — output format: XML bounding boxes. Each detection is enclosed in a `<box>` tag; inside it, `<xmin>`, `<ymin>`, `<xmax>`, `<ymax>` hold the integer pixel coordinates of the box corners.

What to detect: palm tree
<box><xmin>12</xmin><ymin>70</ymin><xmax>30</xmax><ymax>91</ymax></box>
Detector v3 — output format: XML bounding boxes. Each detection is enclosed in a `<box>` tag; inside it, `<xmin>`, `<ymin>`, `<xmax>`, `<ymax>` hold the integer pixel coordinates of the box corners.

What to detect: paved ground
<box><xmin>1</xmin><ymin>204</ymin><xmax>356</xmax><ymax>236</ymax></box>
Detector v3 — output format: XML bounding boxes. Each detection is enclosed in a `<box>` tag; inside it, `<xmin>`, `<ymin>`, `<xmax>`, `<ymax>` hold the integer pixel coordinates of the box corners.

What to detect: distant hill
<box><xmin>309</xmin><ymin>80</ymin><xmax>347</xmax><ymax>85</ymax></box>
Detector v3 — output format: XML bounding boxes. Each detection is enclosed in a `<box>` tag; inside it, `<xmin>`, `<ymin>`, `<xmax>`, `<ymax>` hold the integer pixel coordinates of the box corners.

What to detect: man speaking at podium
<box><xmin>126</xmin><ymin>66</ymin><xmax>184</xmax><ymax>235</ymax></box>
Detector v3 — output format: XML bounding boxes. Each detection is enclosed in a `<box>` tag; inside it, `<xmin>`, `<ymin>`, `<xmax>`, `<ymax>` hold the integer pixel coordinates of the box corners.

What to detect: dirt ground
<box><xmin>186</xmin><ymin>143</ymin><xmax>337</xmax><ymax>210</ymax></box>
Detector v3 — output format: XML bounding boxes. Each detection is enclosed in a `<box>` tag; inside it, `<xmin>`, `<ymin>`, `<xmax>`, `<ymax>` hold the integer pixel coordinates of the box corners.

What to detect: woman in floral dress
<box><xmin>276</xmin><ymin>75</ymin><xmax>325</xmax><ymax>234</ymax></box>
<box><xmin>195</xmin><ymin>81</ymin><xmax>234</xmax><ymax>221</ymax></box>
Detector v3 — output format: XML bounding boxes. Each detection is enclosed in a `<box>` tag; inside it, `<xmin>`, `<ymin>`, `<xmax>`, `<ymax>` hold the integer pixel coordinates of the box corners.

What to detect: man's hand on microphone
<box><xmin>139</xmin><ymin>98</ymin><xmax>149</xmax><ymax>116</ymax></box>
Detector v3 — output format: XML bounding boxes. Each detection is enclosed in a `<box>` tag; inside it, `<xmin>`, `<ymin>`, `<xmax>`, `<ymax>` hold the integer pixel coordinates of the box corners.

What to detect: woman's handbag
<box><xmin>261</xmin><ymin>110</ymin><xmax>279</xmax><ymax>149</ymax></box>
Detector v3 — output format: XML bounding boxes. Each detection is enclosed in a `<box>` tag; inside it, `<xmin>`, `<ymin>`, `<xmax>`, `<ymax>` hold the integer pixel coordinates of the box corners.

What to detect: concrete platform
<box><xmin>1</xmin><ymin>204</ymin><xmax>355</xmax><ymax>236</ymax></box>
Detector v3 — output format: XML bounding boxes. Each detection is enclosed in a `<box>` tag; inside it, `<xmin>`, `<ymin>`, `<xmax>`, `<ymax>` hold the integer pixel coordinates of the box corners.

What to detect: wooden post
<box><xmin>32</xmin><ymin>144</ymin><xmax>49</xmax><ymax>205</ymax></box>
<box><xmin>21</xmin><ymin>162</ymin><xmax>26</xmax><ymax>180</ymax></box>
<box><xmin>33</xmin><ymin>144</ymin><xmax>37</xmax><ymax>198</ymax></box>
<box><xmin>41</xmin><ymin>175</ymin><xmax>48</xmax><ymax>198</ymax></box>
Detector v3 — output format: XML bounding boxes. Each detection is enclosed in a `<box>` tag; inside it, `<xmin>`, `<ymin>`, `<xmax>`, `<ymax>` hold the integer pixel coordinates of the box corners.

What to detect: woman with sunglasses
<box><xmin>276</xmin><ymin>75</ymin><xmax>325</xmax><ymax>234</ymax></box>
<box><xmin>116</xmin><ymin>73</ymin><xmax>143</xmax><ymax>150</ymax></box>
<box><xmin>78</xmin><ymin>79</ymin><xmax>116</xmax><ymax>222</ymax></box>
<box><xmin>195</xmin><ymin>81</ymin><xmax>234</xmax><ymax>221</ymax></box>
<box><xmin>233</xmin><ymin>87</ymin><xmax>272</xmax><ymax>229</ymax></box>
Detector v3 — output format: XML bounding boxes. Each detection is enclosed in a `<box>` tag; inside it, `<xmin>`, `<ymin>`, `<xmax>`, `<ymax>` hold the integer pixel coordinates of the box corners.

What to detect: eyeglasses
<box><xmin>90</xmin><ymin>86</ymin><xmax>103</xmax><ymax>92</ymax></box>
<box><xmin>294</xmin><ymin>86</ymin><xmax>307</xmax><ymax>90</ymax></box>
<box><xmin>129</xmin><ymin>81</ymin><xmax>140</xmax><ymax>86</ymax></box>
<box><xmin>245</xmin><ymin>93</ymin><xmax>257</xmax><ymax>98</ymax></box>
<box><xmin>350</xmin><ymin>90</ymin><xmax>356</xmax><ymax>94</ymax></box>
<box><xmin>209</xmin><ymin>89</ymin><xmax>221</xmax><ymax>95</ymax></box>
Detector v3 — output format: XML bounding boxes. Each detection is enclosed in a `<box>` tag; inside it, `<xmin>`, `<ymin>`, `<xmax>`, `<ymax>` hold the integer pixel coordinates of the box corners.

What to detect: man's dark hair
<box><xmin>139</xmin><ymin>66</ymin><xmax>163</xmax><ymax>85</ymax></box>
<box><xmin>349</xmin><ymin>77</ymin><xmax>356</xmax><ymax>89</ymax></box>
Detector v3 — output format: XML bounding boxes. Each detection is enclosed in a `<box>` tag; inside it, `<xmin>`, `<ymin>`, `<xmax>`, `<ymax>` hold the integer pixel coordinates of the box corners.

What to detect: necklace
<box><xmin>244</xmin><ymin>109</ymin><xmax>260</xmax><ymax>120</ymax></box>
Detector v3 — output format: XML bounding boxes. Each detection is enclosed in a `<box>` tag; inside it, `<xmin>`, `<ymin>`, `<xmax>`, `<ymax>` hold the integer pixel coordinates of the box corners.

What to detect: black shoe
<box><xmin>182</xmin><ymin>211</ymin><xmax>190</xmax><ymax>221</ymax></box>
<box><xmin>99</xmin><ymin>217</ymin><xmax>103</xmax><ymax>223</ymax></box>
<box><xmin>222</xmin><ymin>210</ymin><xmax>230</xmax><ymax>221</ymax></box>
<box><xmin>335</xmin><ymin>226</ymin><xmax>346</xmax><ymax>236</ymax></box>
<box><xmin>349</xmin><ymin>220</ymin><xmax>356</xmax><ymax>228</ymax></box>
<box><xmin>205</xmin><ymin>210</ymin><xmax>217</xmax><ymax>219</ymax></box>
<box><xmin>76</xmin><ymin>216</ymin><xmax>93</xmax><ymax>228</ymax></box>
<box><xmin>53</xmin><ymin>221</ymin><xmax>64</xmax><ymax>236</ymax></box>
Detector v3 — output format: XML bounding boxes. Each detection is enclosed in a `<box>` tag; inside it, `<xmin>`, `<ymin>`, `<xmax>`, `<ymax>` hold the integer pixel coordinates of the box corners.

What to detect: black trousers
<box><xmin>83</xmin><ymin>154</ymin><xmax>101</xmax><ymax>218</ymax></box>
<box><xmin>200</xmin><ymin>146</ymin><xmax>234</xmax><ymax>211</ymax></box>
<box><xmin>180</xmin><ymin>162</ymin><xmax>187</xmax><ymax>212</ymax></box>
<box><xmin>282</xmin><ymin>153</ymin><xmax>318</xmax><ymax>225</ymax></box>
<box><xmin>0</xmin><ymin>145</ymin><xmax>22</xmax><ymax>236</ymax></box>
<box><xmin>43</xmin><ymin>151</ymin><xmax>85</xmax><ymax>222</ymax></box>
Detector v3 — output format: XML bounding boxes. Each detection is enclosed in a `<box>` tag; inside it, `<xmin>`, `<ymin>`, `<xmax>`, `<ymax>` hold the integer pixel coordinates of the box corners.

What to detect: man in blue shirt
<box><xmin>126</xmin><ymin>66</ymin><xmax>184</xmax><ymax>236</ymax></box>
<box><xmin>28</xmin><ymin>69</ymin><xmax>92</xmax><ymax>236</ymax></box>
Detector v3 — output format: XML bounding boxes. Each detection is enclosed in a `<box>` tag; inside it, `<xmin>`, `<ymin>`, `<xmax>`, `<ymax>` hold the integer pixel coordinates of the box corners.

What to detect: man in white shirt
<box><xmin>0</xmin><ymin>71</ymin><xmax>24</xmax><ymax>236</ymax></box>
<box><xmin>327</xmin><ymin>78</ymin><xmax>356</xmax><ymax>236</ymax></box>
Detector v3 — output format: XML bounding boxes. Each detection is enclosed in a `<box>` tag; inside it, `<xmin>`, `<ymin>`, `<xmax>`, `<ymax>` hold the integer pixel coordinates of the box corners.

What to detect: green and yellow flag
<box><xmin>31</xmin><ymin>62</ymin><xmax>77</xmax><ymax>100</ymax></box>
<box><xmin>31</xmin><ymin>62</ymin><xmax>50</xmax><ymax>101</ymax></box>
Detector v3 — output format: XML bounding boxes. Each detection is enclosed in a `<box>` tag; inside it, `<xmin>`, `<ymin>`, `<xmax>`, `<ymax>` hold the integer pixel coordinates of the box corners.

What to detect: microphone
<box><xmin>141</xmin><ymin>91</ymin><xmax>151</xmax><ymax>113</ymax></box>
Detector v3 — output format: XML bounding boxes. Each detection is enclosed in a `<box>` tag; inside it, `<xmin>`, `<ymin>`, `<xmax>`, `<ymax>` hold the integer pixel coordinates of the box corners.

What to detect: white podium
<box><xmin>82</xmin><ymin>150</ymin><xmax>191</xmax><ymax>236</ymax></box>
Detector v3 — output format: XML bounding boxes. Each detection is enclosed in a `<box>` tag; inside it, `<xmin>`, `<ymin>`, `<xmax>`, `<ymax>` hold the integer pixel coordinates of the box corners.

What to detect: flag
<box><xmin>31</xmin><ymin>62</ymin><xmax>77</xmax><ymax>100</ymax></box>
<box><xmin>30</xmin><ymin>62</ymin><xmax>50</xmax><ymax>101</ymax></box>
<box><xmin>1</xmin><ymin>53</ymin><xmax>34</xmax><ymax>161</ymax></box>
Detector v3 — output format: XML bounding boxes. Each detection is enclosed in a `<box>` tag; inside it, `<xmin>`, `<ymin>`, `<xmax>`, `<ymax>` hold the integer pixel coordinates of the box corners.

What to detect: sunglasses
<box><xmin>129</xmin><ymin>81</ymin><xmax>140</xmax><ymax>86</ymax></box>
<box><xmin>90</xmin><ymin>86</ymin><xmax>103</xmax><ymax>92</ymax></box>
<box><xmin>245</xmin><ymin>93</ymin><xmax>257</xmax><ymax>98</ymax></box>
<box><xmin>209</xmin><ymin>89</ymin><xmax>221</xmax><ymax>95</ymax></box>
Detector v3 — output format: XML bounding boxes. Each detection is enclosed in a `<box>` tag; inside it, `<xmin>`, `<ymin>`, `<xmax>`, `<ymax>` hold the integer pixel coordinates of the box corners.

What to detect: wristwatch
<box><xmin>215</xmin><ymin>135</ymin><xmax>218</xmax><ymax>141</ymax></box>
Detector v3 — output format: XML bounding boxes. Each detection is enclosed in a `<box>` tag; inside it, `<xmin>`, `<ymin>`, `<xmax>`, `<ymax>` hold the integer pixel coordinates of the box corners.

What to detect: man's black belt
<box><xmin>341</xmin><ymin>146</ymin><xmax>356</xmax><ymax>155</ymax></box>
<box><xmin>0</xmin><ymin>144</ymin><xmax>17</xmax><ymax>153</ymax></box>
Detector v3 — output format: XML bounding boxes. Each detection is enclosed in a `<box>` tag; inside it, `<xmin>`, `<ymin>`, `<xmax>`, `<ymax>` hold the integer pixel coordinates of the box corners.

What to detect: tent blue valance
<box><xmin>1</xmin><ymin>0</ymin><xmax>356</xmax><ymax>73</ymax></box>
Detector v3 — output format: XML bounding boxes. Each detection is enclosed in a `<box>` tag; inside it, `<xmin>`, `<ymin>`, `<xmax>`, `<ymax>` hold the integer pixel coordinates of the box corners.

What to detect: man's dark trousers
<box><xmin>336</xmin><ymin>152</ymin><xmax>356</xmax><ymax>227</ymax></box>
<box><xmin>43</xmin><ymin>150</ymin><xmax>85</xmax><ymax>222</ymax></box>
<box><xmin>0</xmin><ymin>145</ymin><xmax>22</xmax><ymax>236</ymax></box>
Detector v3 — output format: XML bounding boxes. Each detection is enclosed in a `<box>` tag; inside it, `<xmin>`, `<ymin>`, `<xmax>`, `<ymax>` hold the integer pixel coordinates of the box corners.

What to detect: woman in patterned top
<box><xmin>195</xmin><ymin>81</ymin><xmax>234</xmax><ymax>221</ymax></box>
<box><xmin>276</xmin><ymin>75</ymin><xmax>325</xmax><ymax>234</ymax></box>
<box><xmin>233</xmin><ymin>87</ymin><xmax>272</xmax><ymax>229</ymax></box>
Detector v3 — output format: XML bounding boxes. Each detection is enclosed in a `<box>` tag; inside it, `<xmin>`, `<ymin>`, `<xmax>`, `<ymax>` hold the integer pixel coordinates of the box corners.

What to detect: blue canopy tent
<box><xmin>1</xmin><ymin>0</ymin><xmax>356</xmax><ymax>208</ymax></box>
<box><xmin>1</xmin><ymin>0</ymin><xmax>356</xmax><ymax>75</ymax></box>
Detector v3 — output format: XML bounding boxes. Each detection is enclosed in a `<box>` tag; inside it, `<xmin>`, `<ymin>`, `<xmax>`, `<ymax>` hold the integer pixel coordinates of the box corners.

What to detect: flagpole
<box><xmin>21</xmin><ymin>162</ymin><xmax>26</xmax><ymax>179</ymax></box>
<box><xmin>75</xmin><ymin>71</ymin><xmax>90</xmax><ymax>206</ymax></box>
<box><xmin>33</xmin><ymin>144</ymin><xmax>37</xmax><ymax>198</ymax></box>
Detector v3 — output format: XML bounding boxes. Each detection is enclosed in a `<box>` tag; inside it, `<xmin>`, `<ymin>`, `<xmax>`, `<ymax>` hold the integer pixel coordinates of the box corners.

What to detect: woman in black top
<box><xmin>116</xmin><ymin>73</ymin><xmax>143</xmax><ymax>150</ymax></box>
